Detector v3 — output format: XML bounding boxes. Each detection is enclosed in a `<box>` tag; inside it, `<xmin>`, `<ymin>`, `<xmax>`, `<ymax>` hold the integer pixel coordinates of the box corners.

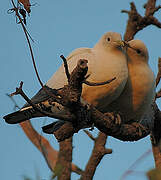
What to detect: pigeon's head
<box><xmin>95</xmin><ymin>32</ymin><xmax>125</xmax><ymax>51</ymax></box>
<box><xmin>126</xmin><ymin>39</ymin><xmax>149</xmax><ymax>63</ymax></box>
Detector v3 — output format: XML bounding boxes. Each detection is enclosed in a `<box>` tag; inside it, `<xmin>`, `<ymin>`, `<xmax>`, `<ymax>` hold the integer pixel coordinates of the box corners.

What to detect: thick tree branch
<box><xmin>122</xmin><ymin>1</ymin><xmax>161</xmax><ymax>41</ymax></box>
<box><xmin>150</xmin><ymin>103</ymin><xmax>161</xmax><ymax>168</ymax></box>
<box><xmin>80</xmin><ymin>132</ymin><xmax>112</xmax><ymax>180</ymax></box>
<box><xmin>6</xmin><ymin>94</ymin><xmax>83</xmax><ymax>175</ymax></box>
<box><xmin>20</xmin><ymin>121</ymin><xmax>58</xmax><ymax>171</ymax></box>
<box><xmin>144</xmin><ymin>0</ymin><xmax>160</xmax><ymax>16</ymax></box>
<box><xmin>20</xmin><ymin>120</ymin><xmax>83</xmax><ymax>175</ymax></box>
<box><xmin>56</xmin><ymin>138</ymin><xmax>73</xmax><ymax>180</ymax></box>
<box><xmin>52</xmin><ymin>106</ymin><xmax>150</xmax><ymax>142</ymax></box>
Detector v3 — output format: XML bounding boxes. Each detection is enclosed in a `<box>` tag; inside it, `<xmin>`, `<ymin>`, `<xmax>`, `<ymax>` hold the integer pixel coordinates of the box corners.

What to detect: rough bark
<box><xmin>56</xmin><ymin>138</ymin><xmax>73</xmax><ymax>180</ymax></box>
<box><xmin>80</xmin><ymin>132</ymin><xmax>112</xmax><ymax>180</ymax></box>
<box><xmin>122</xmin><ymin>1</ymin><xmax>161</xmax><ymax>41</ymax></box>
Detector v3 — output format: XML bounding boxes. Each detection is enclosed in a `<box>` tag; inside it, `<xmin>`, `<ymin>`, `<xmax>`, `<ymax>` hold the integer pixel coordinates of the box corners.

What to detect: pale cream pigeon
<box><xmin>42</xmin><ymin>39</ymin><xmax>156</xmax><ymax>134</ymax></box>
<box><xmin>107</xmin><ymin>39</ymin><xmax>156</xmax><ymax>128</ymax></box>
<box><xmin>4</xmin><ymin>32</ymin><xmax>128</xmax><ymax>124</ymax></box>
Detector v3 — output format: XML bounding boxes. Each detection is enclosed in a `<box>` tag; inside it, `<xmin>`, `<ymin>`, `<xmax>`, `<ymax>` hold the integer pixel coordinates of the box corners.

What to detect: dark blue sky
<box><xmin>1</xmin><ymin>0</ymin><xmax>161</xmax><ymax>180</ymax></box>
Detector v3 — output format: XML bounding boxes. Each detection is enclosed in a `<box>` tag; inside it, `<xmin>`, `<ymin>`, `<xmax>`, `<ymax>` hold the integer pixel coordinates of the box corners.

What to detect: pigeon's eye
<box><xmin>136</xmin><ymin>49</ymin><xmax>141</xmax><ymax>54</ymax></box>
<box><xmin>107</xmin><ymin>37</ymin><xmax>111</xmax><ymax>42</ymax></box>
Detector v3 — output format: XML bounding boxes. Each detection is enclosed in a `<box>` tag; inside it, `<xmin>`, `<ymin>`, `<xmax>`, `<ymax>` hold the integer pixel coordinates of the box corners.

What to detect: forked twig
<box><xmin>11</xmin><ymin>0</ymin><xmax>42</xmax><ymax>86</ymax></box>
<box><xmin>122</xmin><ymin>1</ymin><xmax>161</xmax><ymax>41</ymax></box>
<box><xmin>10</xmin><ymin>0</ymin><xmax>61</xmax><ymax>103</ymax></box>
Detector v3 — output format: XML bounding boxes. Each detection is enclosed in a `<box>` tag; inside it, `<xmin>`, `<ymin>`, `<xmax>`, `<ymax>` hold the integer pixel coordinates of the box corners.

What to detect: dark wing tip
<box><xmin>3</xmin><ymin>110</ymin><xmax>30</xmax><ymax>124</ymax></box>
<box><xmin>3</xmin><ymin>112</ymin><xmax>18</xmax><ymax>124</ymax></box>
<box><xmin>42</xmin><ymin>121</ymin><xmax>65</xmax><ymax>134</ymax></box>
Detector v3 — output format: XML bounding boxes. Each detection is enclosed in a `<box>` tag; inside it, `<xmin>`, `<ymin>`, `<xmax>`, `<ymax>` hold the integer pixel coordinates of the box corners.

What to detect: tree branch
<box><xmin>150</xmin><ymin>103</ymin><xmax>161</xmax><ymax>168</ymax></box>
<box><xmin>156</xmin><ymin>57</ymin><xmax>161</xmax><ymax>87</ymax></box>
<box><xmin>80</xmin><ymin>133</ymin><xmax>112</xmax><ymax>180</ymax></box>
<box><xmin>83</xmin><ymin>130</ymin><xmax>96</xmax><ymax>141</ymax></box>
<box><xmin>122</xmin><ymin>1</ymin><xmax>161</xmax><ymax>41</ymax></box>
<box><xmin>52</xmin><ymin>106</ymin><xmax>150</xmax><ymax>142</ymax></box>
<box><xmin>60</xmin><ymin>55</ymin><xmax>71</xmax><ymax>83</ymax></box>
<box><xmin>122</xmin><ymin>0</ymin><xmax>161</xmax><ymax>170</ymax></box>
<box><xmin>20</xmin><ymin>120</ymin><xmax>83</xmax><ymax>175</ymax></box>
<box><xmin>6</xmin><ymin>95</ymin><xmax>83</xmax><ymax>175</ymax></box>
<box><xmin>56</xmin><ymin>138</ymin><xmax>72</xmax><ymax>180</ymax></box>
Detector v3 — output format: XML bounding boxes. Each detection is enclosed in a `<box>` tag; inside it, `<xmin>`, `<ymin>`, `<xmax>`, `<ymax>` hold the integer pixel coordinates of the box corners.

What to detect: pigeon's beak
<box><xmin>114</xmin><ymin>40</ymin><xmax>127</xmax><ymax>50</ymax></box>
<box><xmin>122</xmin><ymin>41</ymin><xmax>130</xmax><ymax>48</ymax></box>
<box><xmin>118</xmin><ymin>40</ymin><xmax>126</xmax><ymax>47</ymax></box>
<box><xmin>123</xmin><ymin>41</ymin><xmax>138</xmax><ymax>52</ymax></box>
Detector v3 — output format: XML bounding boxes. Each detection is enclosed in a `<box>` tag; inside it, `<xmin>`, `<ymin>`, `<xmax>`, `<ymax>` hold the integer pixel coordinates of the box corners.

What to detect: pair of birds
<box><xmin>4</xmin><ymin>32</ymin><xmax>155</xmax><ymax>132</ymax></box>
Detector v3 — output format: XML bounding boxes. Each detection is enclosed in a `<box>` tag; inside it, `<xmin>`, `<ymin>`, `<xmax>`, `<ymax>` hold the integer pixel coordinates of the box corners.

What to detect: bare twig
<box><xmin>84</xmin><ymin>77</ymin><xmax>116</xmax><ymax>86</ymax></box>
<box><xmin>6</xmin><ymin>93</ymin><xmax>20</xmax><ymax>110</ymax></box>
<box><xmin>60</xmin><ymin>55</ymin><xmax>71</xmax><ymax>83</ymax></box>
<box><xmin>83</xmin><ymin>130</ymin><xmax>96</xmax><ymax>141</ymax></box>
<box><xmin>11</xmin><ymin>0</ymin><xmax>43</xmax><ymax>87</ymax></box>
<box><xmin>18</xmin><ymin>0</ymin><xmax>31</xmax><ymax>14</ymax></box>
<box><xmin>156</xmin><ymin>89</ymin><xmax>161</xmax><ymax>99</ymax></box>
<box><xmin>60</xmin><ymin>54</ymin><xmax>116</xmax><ymax>87</ymax></box>
<box><xmin>10</xmin><ymin>0</ymin><xmax>62</xmax><ymax>105</ymax></box>
<box><xmin>156</xmin><ymin>57</ymin><xmax>161</xmax><ymax>87</ymax></box>
<box><xmin>120</xmin><ymin>149</ymin><xmax>151</xmax><ymax>180</ymax></box>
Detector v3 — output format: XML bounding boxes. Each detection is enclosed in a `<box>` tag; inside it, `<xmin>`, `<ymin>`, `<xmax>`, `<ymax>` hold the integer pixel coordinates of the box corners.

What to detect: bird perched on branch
<box><xmin>42</xmin><ymin>39</ymin><xmax>156</xmax><ymax>134</ymax></box>
<box><xmin>4</xmin><ymin>32</ymin><xmax>128</xmax><ymax>124</ymax></box>
<box><xmin>107</xmin><ymin>39</ymin><xmax>156</xmax><ymax>129</ymax></box>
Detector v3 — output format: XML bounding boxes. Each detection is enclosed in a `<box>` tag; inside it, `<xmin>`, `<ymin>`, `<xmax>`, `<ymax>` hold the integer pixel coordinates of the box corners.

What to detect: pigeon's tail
<box><xmin>42</xmin><ymin>121</ymin><xmax>65</xmax><ymax>134</ymax></box>
<box><xmin>3</xmin><ymin>107</ymin><xmax>42</xmax><ymax>124</ymax></box>
<box><xmin>3</xmin><ymin>86</ymin><xmax>56</xmax><ymax>124</ymax></box>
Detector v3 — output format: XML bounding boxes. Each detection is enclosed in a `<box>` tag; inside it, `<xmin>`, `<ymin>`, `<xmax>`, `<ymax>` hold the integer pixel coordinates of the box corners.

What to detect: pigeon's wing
<box><xmin>46</xmin><ymin>48</ymin><xmax>93</xmax><ymax>89</ymax></box>
<box><xmin>4</xmin><ymin>48</ymin><xmax>92</xmax><ymax>124</ymax></box>
<box><xmin>42</xmin><ymin>120</ymin><xmax>65</xmax><ymax>134</ymax></box>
